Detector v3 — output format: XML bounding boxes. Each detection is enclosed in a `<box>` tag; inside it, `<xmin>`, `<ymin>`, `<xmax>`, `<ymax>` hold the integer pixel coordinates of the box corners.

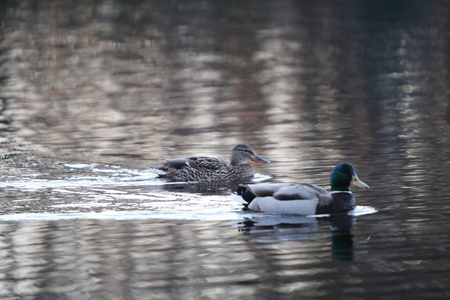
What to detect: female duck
<box><xmin>232</xmin><ymin>163</ymin><xmax>369</xmax><ymax>215</ymax></box>
<box><xmin>159</xmin><ymin>144</ymin><xmax>270</xmax><ymax>182</ymax></box>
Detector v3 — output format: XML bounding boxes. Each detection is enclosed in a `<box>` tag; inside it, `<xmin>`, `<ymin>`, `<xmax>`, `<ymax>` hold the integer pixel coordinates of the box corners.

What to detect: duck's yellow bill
<box><xmin>351</xmin><ymin>175</ymin><xmax>369</xmax><ymax>189</ymax></box>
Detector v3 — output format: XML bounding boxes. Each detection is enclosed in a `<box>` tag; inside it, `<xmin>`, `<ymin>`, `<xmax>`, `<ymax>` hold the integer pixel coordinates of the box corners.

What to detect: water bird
<box><xmin>158</xmin><ymin>144</ymin><xmax>270</xmax><ymax>182</ymax></box>
<box><xmin>232</xmin><ymin>163</ymin><xmax>369</xmax><ymax>215</ymax></box>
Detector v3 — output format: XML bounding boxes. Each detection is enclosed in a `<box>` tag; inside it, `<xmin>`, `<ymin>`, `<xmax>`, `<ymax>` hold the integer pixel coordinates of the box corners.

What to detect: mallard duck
<box><xmin>158</xmin><ymin>144</ymin><xmax>270</xmax><ymax>182</ymax></box>
<box><xmin>232</xmin><ymin>163</ymin><xmax>369</xmax><ymax>215</ymax></box>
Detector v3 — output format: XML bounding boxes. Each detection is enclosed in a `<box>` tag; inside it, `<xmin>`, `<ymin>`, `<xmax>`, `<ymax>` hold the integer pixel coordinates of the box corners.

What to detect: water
<box><xmin>1</xmin><ymin>0</ymin><xmax>450</xmax><ymax>299</ymax></box>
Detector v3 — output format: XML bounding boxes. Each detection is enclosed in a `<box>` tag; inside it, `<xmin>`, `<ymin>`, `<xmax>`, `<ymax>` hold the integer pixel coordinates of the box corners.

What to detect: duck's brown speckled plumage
<box><xmin>159</xmin><ymin>144</ymin><xmax>270</xmax><ymax>182</ymax></box>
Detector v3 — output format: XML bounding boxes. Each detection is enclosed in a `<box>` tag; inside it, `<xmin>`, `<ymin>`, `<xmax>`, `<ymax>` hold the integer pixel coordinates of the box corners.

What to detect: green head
<box><xmin>330</xmin><ymin>163</ymin><xmax>369</xmax><ymax>191</ymax></box>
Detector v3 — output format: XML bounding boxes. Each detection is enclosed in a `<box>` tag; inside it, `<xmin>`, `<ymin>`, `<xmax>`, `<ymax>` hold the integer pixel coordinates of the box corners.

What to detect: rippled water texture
<box><xmin>1</xmin><ymin>0</ymin><xmax>450</xmax><ymax>299</ymax></box>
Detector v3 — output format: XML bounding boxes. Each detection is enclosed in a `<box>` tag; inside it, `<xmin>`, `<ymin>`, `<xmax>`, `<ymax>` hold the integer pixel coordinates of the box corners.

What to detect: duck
<box><xmin>158</xmin><ymin>144</ymin><xmax>270</xmax><ymax>182</ymax></box>
<box><xmin>232</xmin><ymin>163</ymin><xmax>369</xmax><ymax>215</ymax></box>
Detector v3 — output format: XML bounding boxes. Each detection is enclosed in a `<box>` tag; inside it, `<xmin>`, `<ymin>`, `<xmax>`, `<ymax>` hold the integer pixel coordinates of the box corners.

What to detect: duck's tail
<box><xmin>149</xmin><ymin>167</ymin><xmax>167</xmax><ymax>178</ymax></box>
<box><xmin>231</xmin><ymin>184</ymin><xmax>257</xmax><ymax>207</ymax></box>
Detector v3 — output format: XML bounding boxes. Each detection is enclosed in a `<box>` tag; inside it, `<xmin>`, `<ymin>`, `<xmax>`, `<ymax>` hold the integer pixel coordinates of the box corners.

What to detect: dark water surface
<box><xmin>1</xmin><ymin>0</ymin><xmax>450</xmax><ymax>299</ymax></box>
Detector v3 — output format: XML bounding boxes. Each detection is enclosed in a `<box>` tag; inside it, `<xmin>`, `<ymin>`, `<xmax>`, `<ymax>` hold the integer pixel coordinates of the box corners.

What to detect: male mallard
<box><xmin>232</xmin><ymin>163</ymin><xmax>369</xmax><ymax>215</ymax></box>
<box><xmin>158</xmin><ymin>144</ymin><xmax>270</xmax><ymax>182</ymax></box>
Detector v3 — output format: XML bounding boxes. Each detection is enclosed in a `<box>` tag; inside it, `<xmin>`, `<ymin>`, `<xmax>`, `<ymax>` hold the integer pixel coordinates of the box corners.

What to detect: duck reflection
<box><xmin>330</xmin><ymin>226</ymin><xmax>354</xmax><ymax>261</ymax></box>
<box><xmin>162</xmin><ymin>181</ymin><xmax>242</xmax><ymax>196</ymax></box>
<box><xmin>238</xmin><ymin>213</ymin><xmax>356</xmax><ymax>261</ymax></box>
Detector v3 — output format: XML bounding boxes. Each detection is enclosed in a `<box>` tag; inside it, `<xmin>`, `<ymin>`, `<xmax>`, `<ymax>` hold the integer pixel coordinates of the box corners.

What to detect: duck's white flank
<box><xmin>248</xmin><ymin>197</ymin><xmax>319</xmax><ymax>215</ymax></box>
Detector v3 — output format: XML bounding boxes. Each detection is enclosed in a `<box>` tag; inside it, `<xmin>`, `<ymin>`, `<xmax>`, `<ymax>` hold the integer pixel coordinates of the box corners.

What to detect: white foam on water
<box><xmin>0</xmin><ymin>210</ymin><xmax>243</xmax><ymax>222</ymax></box>
<box><xmin>349</xmin><ymin>205</ymin><xmax>378</xmax><ymax>216</ymax></box>
<box><xmin>313</xmin><ymin>205</ymin><xmax>378</xmax><ymax>218</ymax></box>
<box><xmin>250</xmin><ymin>173</ymin><xmax>273</xmax><ymax>182</ymax></box>
<box><xmin>64</xmin><ymin>163</ymin><xmax>98</xmax><ymax>169</ymax></box>
<box><xmin>0</xmin><ymin>165</ymin><xmax>162</xmax><ymax>190</ymax></box>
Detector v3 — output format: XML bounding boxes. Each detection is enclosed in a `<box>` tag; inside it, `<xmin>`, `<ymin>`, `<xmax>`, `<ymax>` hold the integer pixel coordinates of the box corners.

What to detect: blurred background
<box><xmin>1</xmin><ymin>0</ymin><xmax>450</xmax><ymax>299</ymax></box>
<box><xmin>1</xmin><ymin>0</ymin><xmax>448</xmax><ymax>180</ymax></box>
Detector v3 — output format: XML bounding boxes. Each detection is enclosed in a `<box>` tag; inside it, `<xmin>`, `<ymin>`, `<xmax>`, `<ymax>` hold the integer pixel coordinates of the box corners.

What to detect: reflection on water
<box><xmin>0</xmin><ymin>213</ymin><xmax>369</xmax><ymax>298</ymax></box>
<box><xmin>239</xmin><ymin>214</ymin><xmax>357</xmax><ymax>261</ymax></box>
<box><xmin>1</xmin><ymin>0</ymin><xmax>450</xmax><ymax>299</ymax></box>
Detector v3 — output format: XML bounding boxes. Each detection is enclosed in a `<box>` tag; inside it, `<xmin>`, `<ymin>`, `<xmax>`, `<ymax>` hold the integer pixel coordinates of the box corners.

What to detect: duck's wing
<box><xmin>163</xmin><ymin>158</ymin><xmax>200</xmax><ymax>170</ymax></box>
<box><xmin>163</xmin><ymin>156</ymin><xmax>229</xmax><ymax>171</ymax></box>
<box><xmin>243</xmin><ymin>182</ymin><xmax>328</xmax><ymax>200</ymax></box>
<box><xmin>187</xmin><ymin>156</ymin><xmax>230</xmax><ymax>170</ymax></box>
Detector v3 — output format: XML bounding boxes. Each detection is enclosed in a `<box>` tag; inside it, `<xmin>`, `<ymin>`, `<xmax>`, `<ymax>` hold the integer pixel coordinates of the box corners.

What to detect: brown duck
<box><xmin>158</xmin><ymin>144</ymin><xmax>270</xmax><ymax>182</ymax></box>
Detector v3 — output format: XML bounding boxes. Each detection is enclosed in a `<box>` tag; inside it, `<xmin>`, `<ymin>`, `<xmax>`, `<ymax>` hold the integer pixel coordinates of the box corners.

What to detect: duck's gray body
<box><xmin>234</xmin><ymin>183</ymin><xmax>355</xmax><ymax>215</ymax></box>
<box><xmin>232</xmin><ymin>163</ymin><xmax>368</xmax><ymax>215</ymax></box>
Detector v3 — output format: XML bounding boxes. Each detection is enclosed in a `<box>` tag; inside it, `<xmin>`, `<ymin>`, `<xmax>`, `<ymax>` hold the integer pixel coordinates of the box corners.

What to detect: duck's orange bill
<box><xmin>251</xmin><ymin>156</ymin><xmax>271</xmax><ymax>164</ymax></box>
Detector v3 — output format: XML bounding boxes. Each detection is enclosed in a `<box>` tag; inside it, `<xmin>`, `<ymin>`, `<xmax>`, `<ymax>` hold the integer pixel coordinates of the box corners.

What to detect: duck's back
<box><xmin>243</xmin><ymin>182</ymin><xmax>328</xmax><ymax>200</ymax></box>
<box><xmin>189</xmin><ymin>156</ymin><xmax>230</xmax><ymax>170</ymax></box>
